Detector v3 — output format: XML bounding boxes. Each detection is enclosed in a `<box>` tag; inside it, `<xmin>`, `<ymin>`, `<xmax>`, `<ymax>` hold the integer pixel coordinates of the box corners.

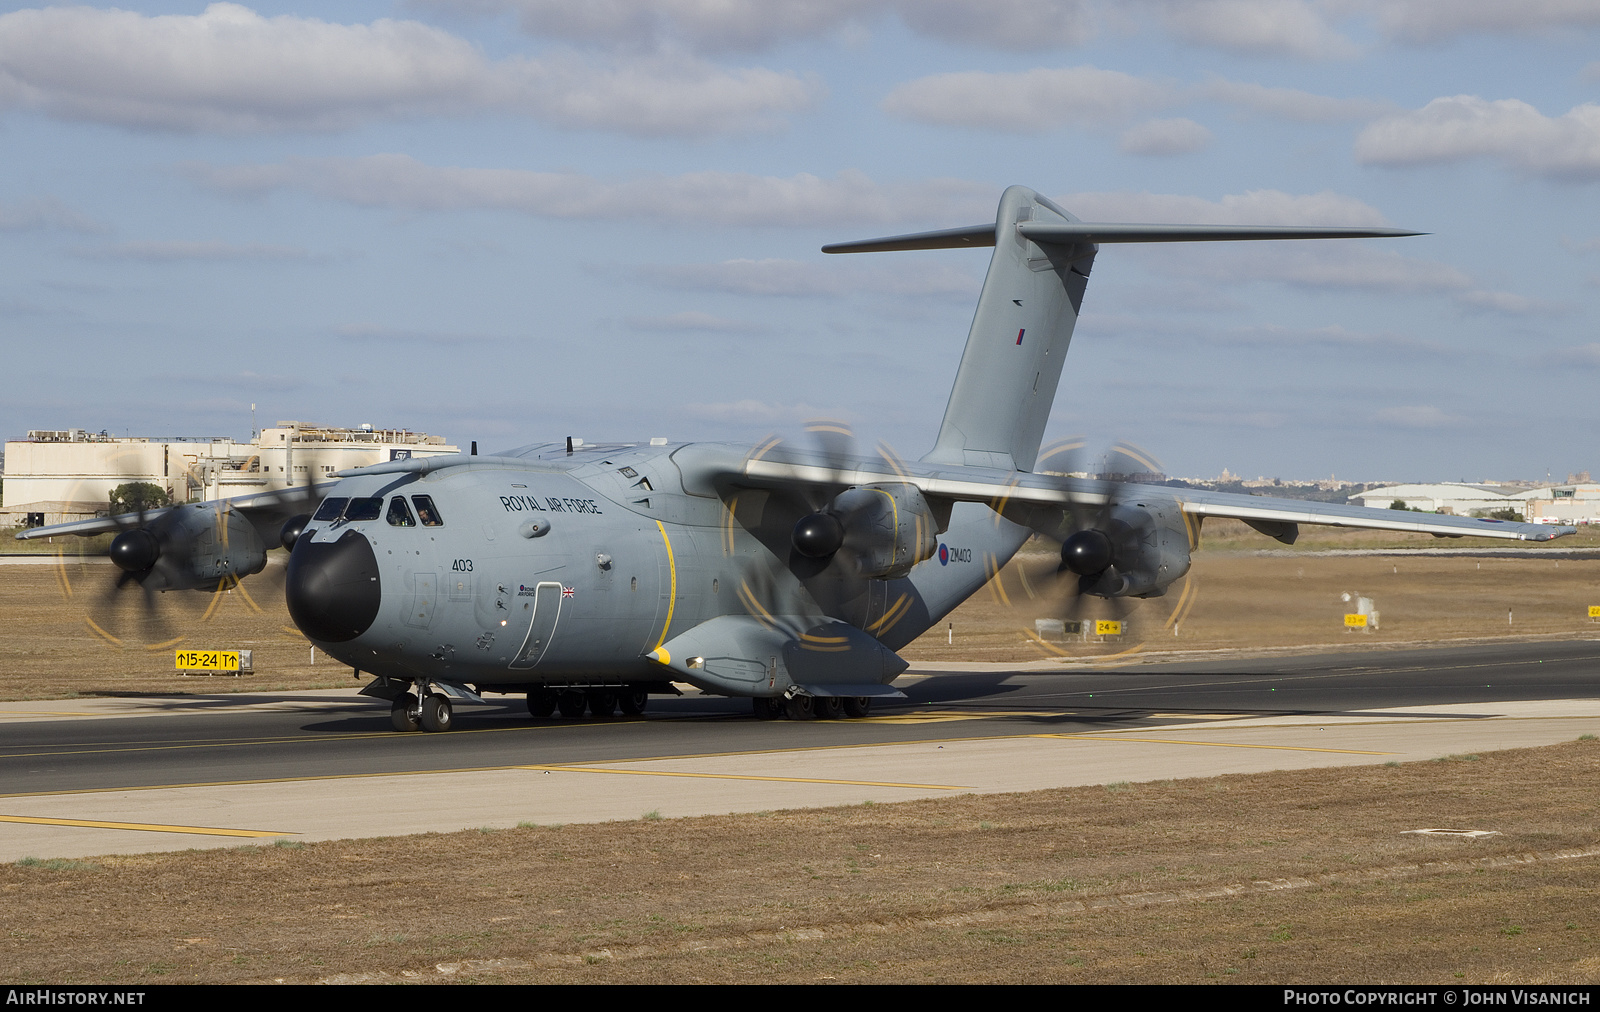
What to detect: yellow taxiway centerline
<box><xmin>0</xmin><ymin>814</ymin><xmax>293</xmax><ymax>838</ymax></box>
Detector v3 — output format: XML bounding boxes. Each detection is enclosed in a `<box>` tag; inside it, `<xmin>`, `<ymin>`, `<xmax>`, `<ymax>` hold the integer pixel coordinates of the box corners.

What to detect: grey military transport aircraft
<box><xmin>19</xmin><ymin>185</ymin><xmax>1574</xmax><ymax>732</ymax></box>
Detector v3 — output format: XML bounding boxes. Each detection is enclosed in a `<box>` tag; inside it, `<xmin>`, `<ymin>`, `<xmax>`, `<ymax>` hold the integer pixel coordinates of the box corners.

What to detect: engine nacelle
<box><xmin>830</xmin><ymin>482</ymin><xmax>939</xmax><ymax>580</ymax></box>
<box><xmin>1016</xmin><ymin>496</ymin><xmax>1193</xmax><ymax>600</ymax></box>
<box><xmin>109</xmin><ymin>504</ymin><xmax>269</xmax><ymax>592</ymax></box>
<box><xmin>1072</xmin><ymin>500</ymin><xmax>1192</xmax><ymax>599</ymax></box>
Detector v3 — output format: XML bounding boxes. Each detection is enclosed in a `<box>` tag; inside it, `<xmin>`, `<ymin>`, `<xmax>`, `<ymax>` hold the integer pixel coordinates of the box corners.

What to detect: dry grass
<box><xmin>0</xmin><ymin>555</ymin><xmax>348</xmax><ymax>700</ymax></box>
<box><xmin>904</xmin><ymin>521</ymin><xmax>1600</xmax><ymax>663</ymax></box>
<box><xmin>2</xmin><ymin>739</ymin><xmax>1596</xmax><ymax>984</ymax></box>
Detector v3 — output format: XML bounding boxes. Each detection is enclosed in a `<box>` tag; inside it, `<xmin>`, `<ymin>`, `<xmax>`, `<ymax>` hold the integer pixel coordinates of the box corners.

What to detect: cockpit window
<box><xmin>313</xmin><ymin>497</ymin><xmax>347</xmax><ymax>522</ymax></box>
<box><xmin>412</xmin><ymin>494</ymin><xmax>444</xmax><ymax>527</ymax></box>
<box><xmin>386</xmin><ymin>496</ymin><xmax>416</xmax><ymax>527</ymax></box>
<box><xmin>345</xmin><ymin>497</ymin><xmax>384</xmax><ymax>522</ymax></box>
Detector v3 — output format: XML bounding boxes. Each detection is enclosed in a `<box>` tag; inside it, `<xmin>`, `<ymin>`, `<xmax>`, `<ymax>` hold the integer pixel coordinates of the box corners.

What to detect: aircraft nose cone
<box><xmin>286</xmin><ymin>529</ymin><xmax>382</xmax><ymax>642</ymax></box>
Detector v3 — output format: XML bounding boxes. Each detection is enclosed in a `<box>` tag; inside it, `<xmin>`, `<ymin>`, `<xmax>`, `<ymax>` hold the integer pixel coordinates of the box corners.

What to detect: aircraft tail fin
<box><xmin>824</xmin><ymin>186</ymin><xmax>1419</xmax><ymax>473</ymax></box>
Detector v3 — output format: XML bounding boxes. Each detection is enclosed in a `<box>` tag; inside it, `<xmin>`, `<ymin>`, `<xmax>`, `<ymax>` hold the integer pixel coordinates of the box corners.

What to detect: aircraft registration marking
<box><xmin>0</xmin><ymin>814</ymin><xmax>293</xmax><ymax>838</ymax></box>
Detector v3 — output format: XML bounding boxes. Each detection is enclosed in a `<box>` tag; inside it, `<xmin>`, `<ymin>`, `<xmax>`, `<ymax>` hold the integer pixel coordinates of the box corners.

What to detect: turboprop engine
<box><xmin>107</xmin><ymin>504</ymin><xmax>269</xmax><ymax>592</ymax></box>
<box><xmin>790</xmin><ymin>482</ymin><xmax>940</xmax><ymax>580</ymax></box>
<box><xmin>1055</xmin><ymin>499</ymin><xmax>1193</xmax><ymax>599</ymax></box>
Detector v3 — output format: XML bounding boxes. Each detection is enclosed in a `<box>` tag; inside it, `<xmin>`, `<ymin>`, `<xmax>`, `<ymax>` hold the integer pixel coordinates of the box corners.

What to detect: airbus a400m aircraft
<box><xmin>21</xmin><ymin>186</ymin><xmax>1574</xmax><ymax>732</ymax></box>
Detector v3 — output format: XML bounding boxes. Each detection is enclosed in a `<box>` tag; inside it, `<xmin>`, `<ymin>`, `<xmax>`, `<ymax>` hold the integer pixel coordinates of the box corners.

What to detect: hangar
<box><xmin>1349</xmin><ymin>479</ymin><xmax>1600</xmax><ymax>524</ymax></box>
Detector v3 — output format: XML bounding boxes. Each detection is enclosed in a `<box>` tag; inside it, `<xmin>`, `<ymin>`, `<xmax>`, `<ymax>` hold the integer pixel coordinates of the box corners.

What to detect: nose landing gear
<box><xmin>389</xmin><ymin>688</ymin><xmax>454</xmax><ymax>733</ymax></box>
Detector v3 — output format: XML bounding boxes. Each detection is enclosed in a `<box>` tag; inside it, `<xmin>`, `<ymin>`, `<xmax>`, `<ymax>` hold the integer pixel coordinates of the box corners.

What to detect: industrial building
<box><xmin>1349</xmin><ymin>479</ymin><xmax>1600</xmax><ymax>524</ymax></box>
<box><xmin>1</xmin><ymin>423</ymin><xmax>457</xmax><ymax>528</ymax></box>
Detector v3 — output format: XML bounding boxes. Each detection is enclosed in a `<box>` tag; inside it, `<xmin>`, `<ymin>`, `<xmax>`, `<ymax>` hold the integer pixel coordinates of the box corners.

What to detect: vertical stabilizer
<box><xmin>920</xmin><ymin>186</ymin><xmax>1095</xmax><ymax>472</ymax></box>
<box><xmin>819</xmin><ymin>186</ymin><xmax>1414</xmax><ymax>473</ymax></box>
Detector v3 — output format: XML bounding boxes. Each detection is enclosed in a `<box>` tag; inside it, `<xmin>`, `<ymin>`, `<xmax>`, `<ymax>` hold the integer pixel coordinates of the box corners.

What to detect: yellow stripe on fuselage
<box><xmin>653</xmin><ymin>520</ymin><xmax>677</xmax><ymax>650</ymax></box>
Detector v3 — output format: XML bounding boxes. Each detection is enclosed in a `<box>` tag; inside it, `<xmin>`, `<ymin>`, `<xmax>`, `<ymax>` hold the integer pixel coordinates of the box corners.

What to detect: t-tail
<box><xmin>824</xmin><ymin>185</ymin><xmax>1421</xmax><ymax>474</ymax></box>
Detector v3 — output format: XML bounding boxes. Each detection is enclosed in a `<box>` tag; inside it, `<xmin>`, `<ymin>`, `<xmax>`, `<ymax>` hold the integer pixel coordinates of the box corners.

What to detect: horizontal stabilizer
<box><xmin>824</xmin><ymin>221</ymin><xmax>1421</xmax><ymax>254</ymax></box>
<box><xmin>822</xmin><ymin>223</ymin><xmax>996</xmax><ymax>254</ymax></box>
<box><xmin>1017</xmin><ymin>222</ymin><xmax>1424</xmax><ymax>243</ymax></box>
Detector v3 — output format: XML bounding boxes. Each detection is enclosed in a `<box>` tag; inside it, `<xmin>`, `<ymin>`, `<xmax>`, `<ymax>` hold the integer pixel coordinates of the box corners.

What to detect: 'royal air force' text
<box><xmin>500</xmin><ymin>496</ymin><xmax>602</xmax><ymax>515</ymax></box>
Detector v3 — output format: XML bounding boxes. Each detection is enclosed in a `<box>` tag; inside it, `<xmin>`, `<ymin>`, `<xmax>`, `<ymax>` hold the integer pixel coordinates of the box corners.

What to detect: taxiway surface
<box><xmin>2</xmin><ymin>638</ymin><xmax>1598</xmax><ymax>861</ymax></box>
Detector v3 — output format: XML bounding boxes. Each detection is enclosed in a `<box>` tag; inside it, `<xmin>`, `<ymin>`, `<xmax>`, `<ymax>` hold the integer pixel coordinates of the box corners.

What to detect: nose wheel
<box><xmin>389</xmin><ymin>689</ymin><xmax>454</xmax><ymax>732</ymax></box>
<box><xmin>421</xmin><ymin>693</ymin><xmax>454</xmax><ymax>732</ymax></box>
<box><xmin>390</xmin><ymin>692</ymin><xmax>420</xmax><ymax>732</ymax></box>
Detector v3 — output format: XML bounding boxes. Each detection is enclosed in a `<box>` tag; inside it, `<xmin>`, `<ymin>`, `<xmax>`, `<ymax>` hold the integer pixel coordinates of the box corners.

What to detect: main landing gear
<box><xmin>752</xmin><ymin>695</ymin><xmax>873</xmax><ymax>720</ymax></box>
<box><xmin>388</xmin><ymin>683</ymin><xmax>657</xmax><ymax>733</ymax></box>
<box><xmin>525</xmin><ymin>686</ymin><xmax>652</xmax><ymax>722</ymax></box>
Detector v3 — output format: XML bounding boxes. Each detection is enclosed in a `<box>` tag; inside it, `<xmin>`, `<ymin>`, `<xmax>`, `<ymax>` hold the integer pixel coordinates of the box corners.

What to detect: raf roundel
<box><xmin>938</xmin><ymin>544</ymin><xmax>949</xmax><ymax>565</ymax></box>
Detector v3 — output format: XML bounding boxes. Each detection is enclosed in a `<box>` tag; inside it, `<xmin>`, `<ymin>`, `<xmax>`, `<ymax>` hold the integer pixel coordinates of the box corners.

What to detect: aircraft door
<box><xmin>508</xmin><ymin>582</ymin><xmax>565</xmax><ymax>669</ymax></box>
<box><xmin>403</xmin><ymin>572</ymin><xmax>437</xmax><ymax>630</ymax></box>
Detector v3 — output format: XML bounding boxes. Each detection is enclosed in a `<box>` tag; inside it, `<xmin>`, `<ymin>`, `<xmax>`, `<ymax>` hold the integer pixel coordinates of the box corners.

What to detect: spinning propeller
<box><xmin>989</xmin><ymin>439</ymin><xmax>1202</xmax><ymax>658</ymax></box>
<box><xmin>62</xmin><ymin>453</ymin><xmax>323</xmax><ymax>649</ymax></box>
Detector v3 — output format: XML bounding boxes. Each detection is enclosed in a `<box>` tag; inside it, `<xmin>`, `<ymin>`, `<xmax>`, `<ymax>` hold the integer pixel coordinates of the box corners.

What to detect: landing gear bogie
<box><xmin>557</xmin><ymin>690</ymin><xmax>587</xmax><ymax>721</ymax></box>
<box><xmin>587</xmin><ymin>688</ymin><xmax>619</xmax><ymax>719</ymax></box>
<box><xmin>753</xmin><ymin>694</ymin><xmax>876</xmax><ymax>721</ymax></box>
<box><xmin>526</xmin><ymin>689</ymin><xmax>557</xmax><ymax>720</ymax></box>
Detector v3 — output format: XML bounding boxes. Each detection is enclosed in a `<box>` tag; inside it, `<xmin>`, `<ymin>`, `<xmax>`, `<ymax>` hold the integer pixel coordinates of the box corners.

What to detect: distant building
<box><xmin>1347</xmin><ymin>482</ymin><xmax>1524</xmax><ymax>517</ymax></box>
<box><xmin>1</xmin><ymin>422</ymin><xmax>456</xmax><ymax>527</ymax></box>
<box><xmin>1512</xmin><ymin>484</ymin><xmax>1600</xmax><ymax>524</ymax></box>
<box><xmin>1349</xmin><ymin>481</ymin><xmax>1600</xmax><ymax>523</ymax></box>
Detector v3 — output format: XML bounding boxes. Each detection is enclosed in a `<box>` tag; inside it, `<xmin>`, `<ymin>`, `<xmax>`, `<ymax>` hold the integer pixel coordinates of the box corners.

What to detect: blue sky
<box><xmin>2</xmin><ymin>1</ymin><xmax>1599</xmax><ymax>483</ymax></box>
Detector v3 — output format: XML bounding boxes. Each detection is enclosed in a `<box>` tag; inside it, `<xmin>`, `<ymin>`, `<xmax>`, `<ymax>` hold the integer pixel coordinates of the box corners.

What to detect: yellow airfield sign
<box><xmin>1588</xmin><ymin>606</ymin><xmax>1600</xmax><ymax>619</ymax></box>
<box><xmin>175</xmin><ymin>650</ymin><xmax>241</xmax><ymax>672</ymax></box>
<box><xmin>1094</xmin><ymin>619</ymin><xmax>1123</xmax><ymax>636</ymax></box>
<box><xmin>1344</xmin><ymin>614</ymin><xmax>1368</xmax><ymax>628</ymax></box>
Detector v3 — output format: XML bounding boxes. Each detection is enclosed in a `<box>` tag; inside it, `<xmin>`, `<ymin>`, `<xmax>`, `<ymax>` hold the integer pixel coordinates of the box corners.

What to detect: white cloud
<box><xmin>1374</xmin><ymin>405</ymin><xmax>1460</xmax><ymax>428</ymax></box>
<box><xmin>1119</xmin><ymin>117</ymin><xmax>1213</xmax><ymax>155</ymax></box>
<box><xmin>1454</xmin><ymin>290</ymin><xmax>1563</xmax><ymax>316</ymax></box>
<box><xmin>624</xmin><ymin>311</ymin><xmax>765</xmax><ymax>333</ymax></box>
<box><xmin>1196</xmin><ymin>78</ymin><xmax>1393</xmax><ymax>122</ymax></box>
<box><xmin>1355</xmin><ymin>96</ymin><xmax>1600</xmax><ymax>181</ymax></box>
<box><xmin>1546</xmin><ymin>343</ymin><xmax>1600</xmax><ymax>368</ymax></box>
<box><xmin>425</xmin><ymin>0</ymin><xmax>1093</xmax><ymax>53</ymax></box>
<box><xmin>185</xmin><ymin>157</ymin><xmax>996</xmax><ymax>226</ymax></box>
<box><xmin>895</xmin><ymin>0</ymin><xmax>1095</xmax><ymax>51</ymax></box>
<box><xmin>1057</xmin><ymin>188</ymin><xmax>1391</xmax><ymax>225</ymax></box>
<box><xmin>75</xmin><ymin>240</ymin><xmax>312</xmax><ymax>261</ymax></box>
<box><xmin>1147</xmin><ymin>239</ymin><xmax>1549</xmax><ymax>313</ymax></box>
<box><xmin>1153</xmin><ymin>0</ymin><xmax>1358</xmax><ymax>59</ymax></box>
<box><xmin>641</xmin><ymin>258</ymin><xmax>979</xmax><ymax>297</ymax></box>
<box><xmin>1170</xmin><ymin>243</ymin><xmax>1471</xmax><ymax>294</ymax></box>
<box><xmin>0</xmin><ymin>196</ymin><xmax>102</xmax><ymax>232</ymax></box>
<box><xmin>881</xmin><ymin>66</ymin><xmax>1170</xmax><ymax>131</ymax></box>
<box><xmin>1370</xmin><ymin>0</ymin><xmax>1600</xmax><ymax>43</ymax></box>
<box><xmin>0</xmin><ymin>3</ymin><xmax>814</xmax><ymax>135</ymax></box>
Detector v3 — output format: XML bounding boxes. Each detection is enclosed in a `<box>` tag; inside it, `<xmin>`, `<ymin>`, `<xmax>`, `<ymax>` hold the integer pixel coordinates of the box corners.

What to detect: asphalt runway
<box><xmin>3</xmin><ymin>637</ymin><xmax>1599</xmax><ymax>861</ymax></box>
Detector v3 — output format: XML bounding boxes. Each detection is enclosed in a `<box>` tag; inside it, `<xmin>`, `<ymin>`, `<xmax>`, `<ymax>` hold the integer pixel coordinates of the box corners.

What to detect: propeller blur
<box><xmin>17</xmin><ymin>185</ymin><xmax>1575</xmax><ymax>731</ymax></box>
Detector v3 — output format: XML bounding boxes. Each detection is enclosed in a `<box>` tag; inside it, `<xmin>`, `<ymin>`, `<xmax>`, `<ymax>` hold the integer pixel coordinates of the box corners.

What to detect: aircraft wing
<box><xmin>11</xmin><ymin>482</ymin><xmax>335</xmax><ymax>541</ymax></box>
<box><xmin>717</xmin><ymin>446</ymin><xmax>1573</xmax><ymax>543</ymax></box>
<box><xmin>1165</xmin><ymin>486</ymin><xmax>1568</xmax><ymax>541</ymax></box>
